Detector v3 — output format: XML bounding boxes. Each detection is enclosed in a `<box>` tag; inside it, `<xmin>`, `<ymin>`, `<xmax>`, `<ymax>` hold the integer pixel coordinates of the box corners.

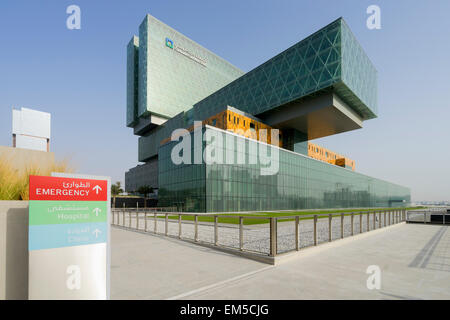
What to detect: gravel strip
<box><xmin>113</xmin><ymin>212</ymin><xmax>393</xmax><ymax>255</ymax></box>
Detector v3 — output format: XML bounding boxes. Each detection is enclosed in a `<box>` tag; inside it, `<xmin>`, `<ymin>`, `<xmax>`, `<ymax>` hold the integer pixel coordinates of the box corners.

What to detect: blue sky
<box><xmin>0</xmin><ymin>0</ymin><xmax>449</xmax><ymax>201</ymax></box>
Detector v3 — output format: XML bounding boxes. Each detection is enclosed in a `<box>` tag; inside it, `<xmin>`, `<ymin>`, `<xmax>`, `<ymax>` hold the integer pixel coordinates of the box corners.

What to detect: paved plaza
<box><xmin>111</xmin><ymin>223</ymin><xmax>450</xmax><ymax>299</ymax></box>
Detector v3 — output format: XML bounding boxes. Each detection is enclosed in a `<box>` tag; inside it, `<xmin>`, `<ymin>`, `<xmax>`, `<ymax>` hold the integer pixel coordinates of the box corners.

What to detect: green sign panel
<box><xmin>29</xmin><ymin>200</ymin><xmax>108</xmax><ymax>225</ymax></box>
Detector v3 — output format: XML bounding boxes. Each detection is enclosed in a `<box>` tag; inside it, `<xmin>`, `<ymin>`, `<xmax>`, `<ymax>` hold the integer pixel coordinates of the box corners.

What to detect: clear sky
<box><xmin>0</xmin><ymin>0</ymin><xmax>449</xmax><ymax>201</ymax></box>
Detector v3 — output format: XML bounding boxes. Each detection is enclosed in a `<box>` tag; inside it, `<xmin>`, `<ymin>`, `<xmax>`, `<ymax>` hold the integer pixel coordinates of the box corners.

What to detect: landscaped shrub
<box><xmin>0</xmin><ymin>157</ymin><xmax>74</xmax><ymax>200</ymax></box>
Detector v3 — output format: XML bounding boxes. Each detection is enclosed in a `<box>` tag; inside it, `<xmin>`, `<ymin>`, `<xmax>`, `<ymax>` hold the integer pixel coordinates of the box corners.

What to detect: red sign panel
<box><xmin>29</xmin><ymin>175</ymin><xmax>108</xmax><ymax>201</ymax></box>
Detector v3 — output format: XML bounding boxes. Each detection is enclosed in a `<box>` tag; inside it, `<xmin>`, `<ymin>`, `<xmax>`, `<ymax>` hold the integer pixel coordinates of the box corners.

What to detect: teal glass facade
<box><xmin>134</xmin><ymin>14</ymin><xmax>244</xmax><ymax>122</ymax></box>
<box><xmin>126</xmin><ymin>36</ymin><xmax>139</xmax><ymax>127</ymax></box>
<box><xmin>158</xmin><ymin>127</ymin><xmax>410</xmax><ymax>212</ymax></box>
<box><xmin>193</xmin><ymin>18</ymin><xmax>377</xmax><ymax>121</ymax></box>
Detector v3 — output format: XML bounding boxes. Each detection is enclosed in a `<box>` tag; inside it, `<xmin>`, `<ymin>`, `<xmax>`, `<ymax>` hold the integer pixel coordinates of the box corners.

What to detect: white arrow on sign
<box><xmin>93</xmin><ymin>185</ymin><xmax>102</xmax><ymax>194</ymax></box>
<box><xmin>92</xmin><ymin>208</ymin><xmax>101</xmax><ymax>216</ymax></box>
<box><xmin>92</xmin><ymin>228</ymin><xmax>102</xmax><ymax>238</ymax></box>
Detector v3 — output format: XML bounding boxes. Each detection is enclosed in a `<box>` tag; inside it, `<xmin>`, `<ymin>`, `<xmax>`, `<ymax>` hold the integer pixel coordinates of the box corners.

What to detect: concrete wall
<box><xmin>0</xmin><ymin>201</ymin><xmax>29</xmax><ymax>300</ymax></box>
<box><xmin>0</xmin><ymin>145</ymin><xmax>55</xmax><ymax>171</ymax></box>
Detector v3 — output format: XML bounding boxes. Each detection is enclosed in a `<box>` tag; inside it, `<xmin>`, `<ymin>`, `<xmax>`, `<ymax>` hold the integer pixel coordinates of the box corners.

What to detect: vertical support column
<box><xmin>214</xmin><ymin>215</ymin><xmax>218</xmax><ymax>245</ymax></box>
<box><xmin>424</xmin><ymin>211</ymin><xmax>426</xmax><ymax>224</ymax></box>
<box><xmin>270</xmin><ymin>218</ymin><xmax>277</xmax><ymax>256</ymax></box>
<box><xmin>239</xmin><ymin>217</ymin><xmax>244</xmax><ymax>251</ymax></box>
<box><xmin>313</xmin><ymin>215</ymin><xmax>318</xmax><ymax>246</ymax></box>
<box><xmin>379</xmin><ymin>212</ymin><xmax>381</xmax><ymax>228</ymax></box>
<box><xmin>154</xmin><ymin>213</ymin><xmax>157</xmax><ymax>233</ymax></box>
<box><xmin>384</xmin><ymin>211</ymin><xmax>386</xmax><ymax>227</ymax></box>
<box><xmin>295</xmin><ymin>216</ymin><xmax>299</xmax><ymax>251</ymax></box>
<box><xmin>340</xmin><ymin>213</ymin><xmax>344</xmax><ymax>239</ymax></box>
<box><xmin>328</xmin><ymin>214</ymin><xmax>332</xmax><ymax>242</ymax></box>
<box><xmin>389</xmin><ymin>211</ymin><xmax>391</xmax><ymax>225</ymax></box>
<box><xmin>165</xmin><ymin>213</ymin><xmax>168</xmax><ymax>236</ymax></box>
<box><xmin>351</xmin><ymin>213</ymin><xmax>354</xmax><ymax>236</ymax></box>
<box><xmin>112</xmin><ymin>210</ymin><xmax>115</xmax><ymax>225</ymax></box>
<box><xmin>194</xmin><ymin>215</ymin><xmax>198</xmax><ymax>242</ymax></box>
<box><xmin>178</xmin><ymin>214</ymin><xmax>182</xmax><ymax>239</ymax></box>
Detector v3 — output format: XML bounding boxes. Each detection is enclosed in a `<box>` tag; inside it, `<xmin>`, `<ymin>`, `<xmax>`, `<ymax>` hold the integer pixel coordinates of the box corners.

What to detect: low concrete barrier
<box><xmin>0</xmin><ymin>201</ymin><xmax>29</xmax><ymax>300</ymax></box>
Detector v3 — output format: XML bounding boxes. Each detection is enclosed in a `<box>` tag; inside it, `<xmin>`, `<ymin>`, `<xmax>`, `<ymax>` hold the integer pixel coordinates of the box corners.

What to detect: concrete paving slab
<box><xmin>110</xmin><ymin>227</ymin><xmax>267</xmax><ymax>299</ymax></box>
<box><xmin>182</xmin><ymin>224</ymin><xmax>450</xmax><ymax>300</ymax></box>
<box><xmin>111</xmin><ymin>223</ymin><xmax>450</xmax><ymax>300</ymax></box>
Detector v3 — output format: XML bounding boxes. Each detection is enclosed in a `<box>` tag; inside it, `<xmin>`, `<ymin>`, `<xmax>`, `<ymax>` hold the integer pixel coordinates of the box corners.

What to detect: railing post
<box><xmin>270</xmin><ymin>217</ymin><xmax>277</xmax><ymax>256</ymax></box>
<box><xmin>178</xmin><ymin>214</ymin><xmax>182</xmax><ymax>239</ymax></box>
<box><xmin>295</xmin><ymin>216</ymin><xmax>299</xmax><ymax>251</ymax></box>
<box><xmin>214</xmin><ymin>215</ymin><xmax>218</xmax><ymax>245</ymax></box>
<box><xmin>129</xmin><ymin>210</ymin><xmax>132</xmax><ymax>228</ymax></box>
<box><xmin>384</xmin><ymin>211</ymin><xmax>386</xmax><ymax>227</ymax></box>
<box><xmin>122</xmin><ymin>203</ymin><xmax>125</xmax><ymax>227</ymax></box>
<box><xmin>340</xmin><ymin>213</ymin><xmax>344</xmax><ymax>239</ymax></box>
<box><xmin>328</xmin><ymin>214</ymin><xmax>332</xmax><ymax>242</ymax></box>
<box><xmin>360</xmin><ymin>212</ymin><xmax>362</xmax><ymax>233</ymax></box>
<box><xmin>367</xmin><ymin>211</ymin><xmax>370</xmax><ymax>231</ymax></box>
<box><xmin>239</xmin><ymin>217</ymin><xmax>244</xmax><ymax>251</ymax></box>
<box><xmin>379</xmin><ymin>212</ymin><xmax>382</xmax><ymax>228</ymax></box>
<box><xmin>154</xmin><ymin>213</ymin><xmax>157</xmax><ymax>233</ymax></box>
<box><xmin>112</xmin><ymin>210</ymin><xmax>115</xmax><ymax>225</ymax></box>
<box><xmin>389</xmin><ymin>211</ymin><xmax>391</xmax><ymax>225</ymax></box>
<box><xmin>136</xmin><ymin>210</ymin><xmax>139</xmax><ymax>230</ymax></box>
<box><xmin>165</xmin><ymin>213</ymin><xmax>168</xmax><ymax>236</ymax></box>
<box><xmin>373</xmin><ymin>212</ymin><xmax>376</xmax><ymax>230</ymax></box>
<box><xmin>194</xmin><ymin>215</ymin><xmax>198</xmax><ymax>242</ymax></box>
<box><xmin>313</xmin><ymin>215</ymin><xmax>318</xmax><ymax>246</ymax></box>
<box><xmin>424</xmin><ymin>211</ymin><xmax>426</xmax><ymax>224</ymax></box>
<box><xmin>136</xmin><ymin>203</ymin><xmax>139</xmax><ymax>229</ymax></box>
<box><xmin>145</xmin><ymin>212</ymin><xmax>148</xmax><ymax>232</ymax></box>
<box><xmin>351</xmin><ymin>213</ymin><xmax>354</xmax><ymax>236</ymax></box>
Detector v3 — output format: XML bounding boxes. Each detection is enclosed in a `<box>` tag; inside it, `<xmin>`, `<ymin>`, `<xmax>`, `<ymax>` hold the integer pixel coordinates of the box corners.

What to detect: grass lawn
<box><xmin>149</xmin><ymin>207</ymin><xmax>421</xmax><ymax>226</ymax></box>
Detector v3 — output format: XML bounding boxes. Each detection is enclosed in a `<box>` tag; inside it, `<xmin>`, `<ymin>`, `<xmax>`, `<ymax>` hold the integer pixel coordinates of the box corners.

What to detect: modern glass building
<box><xmin>126</xmin><ymin>14</ymin><xmax>410</xmax><ymax>212</ymax></box>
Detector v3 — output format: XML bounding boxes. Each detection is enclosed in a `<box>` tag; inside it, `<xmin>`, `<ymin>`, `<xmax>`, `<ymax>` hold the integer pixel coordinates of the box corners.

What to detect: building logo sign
<box><xmin>165</xmin><ymin>37</ymin><xmax>173</xmax><ymax>49</ymax></box>
<box><xmin>165</xmin><ymin>37</ymin><xmax>207</xmax><ymax>67</ymax></box>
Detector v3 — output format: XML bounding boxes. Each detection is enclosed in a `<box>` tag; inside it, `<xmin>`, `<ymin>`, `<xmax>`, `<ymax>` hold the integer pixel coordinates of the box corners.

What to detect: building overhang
<box><xmin>133</xmin><ymin>113</ymin><xmax>168</xmax><ymax>136</ymax></box>
<box><xmin>259</xmin><ymin>92</ymin><xmax>363</xmax><ymax>140</ymax></box>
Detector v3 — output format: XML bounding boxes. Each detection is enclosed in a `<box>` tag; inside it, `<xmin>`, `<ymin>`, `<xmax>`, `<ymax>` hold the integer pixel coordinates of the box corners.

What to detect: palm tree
<box><xmin>137</xmin><ymin>185</ymin><xmax>154</xmax><ymax>208</ymax></box>
<box><xmin>111</xmin><ymin>181</ymin><xmax>123</xmax><ymax>208</ymax></box>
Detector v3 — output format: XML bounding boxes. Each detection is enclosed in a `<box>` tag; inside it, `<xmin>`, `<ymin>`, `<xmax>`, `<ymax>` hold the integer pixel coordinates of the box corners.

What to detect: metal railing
<box><xmin>406</xmin><ymin>208</ymin><xmax>449</xmax><ymax>225</ymax></box>
<box><xmin>111</xmin><ymin>208</ymin><xmax>407</xmax><ymax>258</ymax></box>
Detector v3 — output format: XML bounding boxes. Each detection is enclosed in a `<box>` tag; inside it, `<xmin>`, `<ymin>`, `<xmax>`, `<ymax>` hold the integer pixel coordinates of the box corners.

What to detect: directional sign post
<box><xmin>28</xmin><ymin>174</ymin><xmax>110</xmax><ymax>300</ymax></box>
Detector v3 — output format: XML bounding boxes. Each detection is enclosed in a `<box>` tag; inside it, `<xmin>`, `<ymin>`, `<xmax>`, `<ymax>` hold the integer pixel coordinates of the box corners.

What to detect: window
<box><xmin>250</xmin><ymin>122</ymin><xmax>255</xmax><ymax>130</ymax></box>
<box><xmin>212</xmin><ymin>119</ymin><xmax>217</xmax><ymax>126</ymax></box>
